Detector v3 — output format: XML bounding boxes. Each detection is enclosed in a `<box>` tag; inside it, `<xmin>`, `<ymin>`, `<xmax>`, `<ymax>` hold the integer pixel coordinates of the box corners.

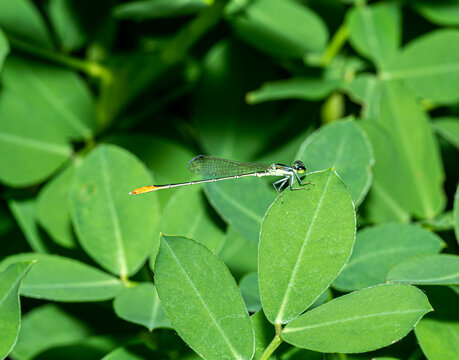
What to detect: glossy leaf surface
<box><xmin>70</xmin><ymin>145</ymin><xmax>159</xmax><ymax>276</ymax></box>
<box><xmin>259</xmin><ymin>169</ymin><xmax>355</xmax><ymax>324</ymax></box>
<box><xmin>155</xmin><ymin>235</ymin><xmax>254</xmax><ymax>360</ymax></box>
<box><xmin>282</xmin><ymin>284</ymin><xmax>431</xmax><ymax>353</ymax></box>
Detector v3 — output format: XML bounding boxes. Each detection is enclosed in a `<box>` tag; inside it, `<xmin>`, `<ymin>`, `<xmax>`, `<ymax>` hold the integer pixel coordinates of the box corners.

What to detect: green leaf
<box><xmin>359</xmin><ymin>121</ymin><xmax>411</xmax><ymax>223</ymax></box>
<box><xmin>8</xmin><ymin>199</ymin><xmax>48</xmax><ymax>253</ymax></box>
<box><xmin>0</xmin><ymin>0</ymin><xmax>53</xmax><ymax>48</ymax></box>
<box><xmin>0</xmin><ymin>27</ymin><xmax>9</xmax><ymax>72</ymax></box>
<box><xmin>36</xmin><ymin>163</ymin><xmax>76</xmax><ymax>248</ymax></box>
<box><xmin>113</xmin><ymin>0</ymin><xmax>208</xmax><ymax>20</ymax></box>
<box><xmin>342</xmin><ymin>73</ymin><xmax>380</xmax><ymax>120</ymax></box>
<box><xmin>158</xmin><ymin>186</ymin><xmax>224</xmax><ymax>253</ymax></box>
<box><xmin>296</xmin><ymin>118</ymin><xmax>374</xmax><ymax>205</ymax></box>
<box><xmin>0</xmin><ymin>253</ymin><xmax>124</xmax><ymax>301</ymax></box>
<box><xmin>113</xmin><ymin>283</ymin><xmax>170</xmax><ymax>331</ymax></box>
<box><xmin>413</xmin><ymin>0</ymin><xmax>459</xmax><ymax>26</ymax></box>
<box><xmin>154</xmin><ymin>235</ymin><xmax>254</xmax><ymax>360</ymax></box>
<box><xmin>70</xmin><ymin>144</ymin><xmax>160</xmax><ymax>277</ymax></box>
<box><xmin>2</xmin><ymin>56</ymin><xmax>95</xmax><ymax>141</ymax></box>
<box><xmin>0</xmin><ymin>262</ymin><xmax>33</xmax><ymax>360</ymax></box>
<box><xmin>415</xmin><ymin>286</ymin><xmax>459</xmax><ymax>360</ymax></box>
<box><xmin>205</xmin><ymin>177</ymin><xmax>275</xmax><ymax>245</ymax></box>
<box><xmin>216</xmin><ymin>226</ymin><xmax>258</xmax><ymax>280</ymax></box>
<box><xmin>47</xmin><ymin>0</ymin><xmax>87</xmax><ymax>52</ymax></box>
<box><xmin>373</xmin><ymin>81</ymin><xmax>445</xmax><ymax>219</ymax></box>
<box><xmin>239</xmin><ymin>272</ymin><xmax>261</xmax><ymax>313</ymax></box>
<box><xmin>455</xmin><ymin>185</ymin><xmax>459</xmax><ymax>245</ymax></box>
<box><xmin>282</xmin><ymin>284</ymin><xmax>432</xmax><ymax>353</ymax></box>
<box><xmin>383</xmin><ymin>29</ymin><xmax>459</xmax><ymax>105</ymax></box>
<box><xmin>11</xmin><ymin>303</ymin><xmax>90</xmax><ymax>360</ymax></box>
<box><xmin>246</xmin><ymin>77</ymin><xmax>341</xmax><ymax>104</ymax></box>
<box><xmin>250</xmin><ymin>310</ymin><xmax>275</xmax><ymax>360</ymax></box>
<box><xmin>333</xmin><ymin>224</ymin><xmax>444</xmax><ymax>291</ymax></box>
<box><xmin>228</xmin><ymin>0</ymin><xmax>328</xmax><ymax>58</ymax></box>
<box><xmin>432</xmin><ymin>117</ymin><xmax>459</xmax><ymax>150</ymax></box>
<box><xmin>0</xmin><ymin>89</ymin><xmax>72</xmax><ymax>187</ymax></box>
<box><xmin>346</xmin><ymin>2</ymin><xmax>401</xmax><ymax>69</ymax></box>
<box><xmin>386</xmin><ymin>254</ymin><xmax>459</xmax><ymax>285</ymax></box>
<box><xmin>259</xmin><ymin>169</ymin><xmax>355</xmax><ymax>324</ymax></box>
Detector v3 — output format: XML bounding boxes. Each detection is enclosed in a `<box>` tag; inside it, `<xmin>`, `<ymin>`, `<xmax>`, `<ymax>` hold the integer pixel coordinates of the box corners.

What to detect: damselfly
<box><xmin>130</xmin><ymin>155</ymin><xmax>312</xmax><ymax>195</ymax></box>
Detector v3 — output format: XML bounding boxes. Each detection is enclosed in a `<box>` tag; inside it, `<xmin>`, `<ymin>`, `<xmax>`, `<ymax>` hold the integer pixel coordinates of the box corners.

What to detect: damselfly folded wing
<box><xmin>187</xmin><ymin>155</ymin><xmax>271</xmax><ymax>177</ymax></box>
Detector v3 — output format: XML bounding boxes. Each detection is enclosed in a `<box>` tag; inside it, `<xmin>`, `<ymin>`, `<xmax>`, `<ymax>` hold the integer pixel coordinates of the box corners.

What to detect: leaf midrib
<box><xmin>161</xmin><ymin>238</ymin><xmax>244</xmax><ymax>359</ymax></box>
<box><xmin>275</xmin><ymin>170</ymin><xmax>333</xmax><ymax>323</ymax></box>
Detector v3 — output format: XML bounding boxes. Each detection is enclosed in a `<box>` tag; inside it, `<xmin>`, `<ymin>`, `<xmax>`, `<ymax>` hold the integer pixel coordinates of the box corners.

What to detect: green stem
<box><xmin>319</xmin><ymin>24</ymin><xmax>349</xmax><ymax>67</ymax></box>
<box><xmin>8</xmin><ymin>36</ymin><xmax>111</xmax><ymax>81</ymax></box>
<box><xmin>259</xmin><ymin>323</ymin><xmax>284</xmax><ymax>360</ymax></box>
<box><xmin>161</xmin><ymin>0</ymin><xmax>229</xmax><ymax>65</ymax></box>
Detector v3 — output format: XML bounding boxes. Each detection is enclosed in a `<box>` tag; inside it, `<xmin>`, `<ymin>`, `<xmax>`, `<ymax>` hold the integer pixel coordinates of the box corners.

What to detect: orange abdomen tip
<box><xmin>129</xmin><ymin>185</ymin><xmax>157</xmax><ymax>195</ymax></box>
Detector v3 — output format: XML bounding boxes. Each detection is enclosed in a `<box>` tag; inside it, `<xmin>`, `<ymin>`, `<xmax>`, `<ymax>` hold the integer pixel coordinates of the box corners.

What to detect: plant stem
<box><xmin>259</xmin><ymin>323</ymin><xmax>284</xmax><ymax>360</ymax></box>
<box><xmin>161</xmin><ymin>0</ymin><xmax>229</xmax><ymax>65</ymax></box>
<box><xmin>8</xmin><ymin>36</ymin><xmax>111</xmax><ymax>81</ymax></box>
<box><xmin>319</xmin><ymin>24</ymin><xmax>350</xmax><ymax>67</ymax></box>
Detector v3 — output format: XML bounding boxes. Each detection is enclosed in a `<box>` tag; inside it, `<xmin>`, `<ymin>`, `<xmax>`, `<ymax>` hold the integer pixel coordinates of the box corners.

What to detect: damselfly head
<box><xmin>293</xmin><ymin>160</ymin><xmax>306</xmax><ymax>174</ymax></box>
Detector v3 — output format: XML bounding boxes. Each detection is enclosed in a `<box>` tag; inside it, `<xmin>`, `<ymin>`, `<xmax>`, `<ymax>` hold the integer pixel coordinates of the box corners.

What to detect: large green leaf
<box><xmin>154</xmin><ymin>235</ymin><xmax>254</xmax><ymax>360</ymax></box>
<box><xmin>415</xmin><ymin>287</ymin><xmax>459</xmax><ymax>360</ymax></box>
<box><xmin>383</xmin><ymin>29</ymin><xmax>459</xmax><ymax>104</ymax></box>
<box><xmin>113</xmin><ymin>0</ymin><xmax>208</xmax><ymax>20</ymax></box>
<box><xmin>296</xmin><ymin>119</ymin><xmax>374</xmax><ymax>205</ymax></box>
<box><xmin>0</xmin><ymin>253</ymin><xmax>124</xmax><ymax>301</ymax></box>
<box><xmin>0</xmin><ymin>89</ymin><xmax>72</xmax><ymax>187</ymax></box>
<box><xmin>282</xmin><ymin>284</ymin><xmax>432</xmax><ymax>353</ymax></box>
<box><xmin>0</xmin><ymin>262</ymin><xmax>33</xmax><ymax>360</ymax></box>
<box><xmin>113</xmin><ymin>283</ymin><xmax>170</xmax><ymax>331</ymax></box>
<box><xmin>70</xmin><ymin>145</ymin><xmax>160</xmax><ymax>277</ymax></box>
<box><xmin>11</xmin><ymin>304</ymin><xmax>91</xmax><ymax>360</ymax></box>
<box><xmin>360</xmin><ymin>121</ymin><xmax>411</xmax><ymax>223</ymax></box>
<box><xmin>386</xmin><ymin>254</ymin><xmax>459</xmax><ymax>285</ymax></box>
<box><xmin>373</xmin><ymin>81</ymin><xmax>445</xmax><ymax>219</ymax></box>
<box><xmin>36</xmin><ymin>163</ymin><xmax>76</xmax><ymax>248</ymax></box>
<box><xmin>259</xmin><ymin>169</ymin><xmax>355</xmax><ymax>324</ymax></box>
<box><xmin>2</xmin><ymin>56</ymin><xmax>95</xmax><ymax>141</ymax></box>
<box><xmin>432</xmin><ymin>117</ymin><xmax>459</xmax><ymax>150</ymax></box>
<box><xmin>0</xmin><ymin>0</ymin><xmax>53</xmax><ymax>48</ymax></box>
<box><xmin>228</xmin><ymin>0</ymin><xmax>328</xmax><ymax>58</ymax></box>
<box><xmin>0</xmin><ymin>28</ymin><xmax>9</xmax><ymax>72</ymax></box>
<box><xmin>333</xmin><ymin>224</ymin><xmax>444</xmax><ymax>291</ymax></box>
<box><xmin>346</xmin><ymin>2</ymin><xmax>401</xmax><ymax>69</ymax></box>
<box><xmin>205</xmin><ymin>177</ymin><xmax>275</xmax><ymax>245</ymax></box>
<box><xmin>157</xmin><ymin>186</ymin><xmax>224</xmax><ymax>253</ymax></box>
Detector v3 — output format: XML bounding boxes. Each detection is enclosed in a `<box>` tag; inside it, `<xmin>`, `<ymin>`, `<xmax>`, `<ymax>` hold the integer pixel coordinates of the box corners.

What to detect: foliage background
<box><xmin>0</xmin><ymin>0</ymin><xmax>458</xmax><ymax>359</ymax></box>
